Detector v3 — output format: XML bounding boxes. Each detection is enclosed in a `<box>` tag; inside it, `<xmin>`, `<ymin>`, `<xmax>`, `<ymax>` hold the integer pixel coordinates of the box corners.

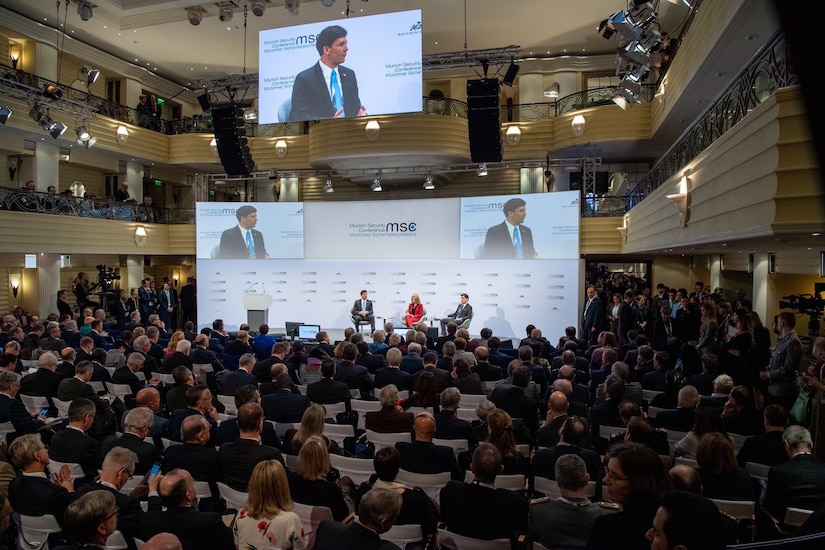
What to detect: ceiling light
<box><xmin>46</xmin><ymin>121</ymin><xmax>67</xmax><ymax>139</ymax></box>
<box><xmin>76</xmin><ymin>0</ymin><xmax>93</xmax><ymax>21</ymax></box>
<box><xmin>81</xmin><ymin>65</ymin><xmax>100</xmax><ymax>85</ymax></box>
<box><xmin>544</xmin><ymin>82</ymin><xmax>560</xmax><ymax>98</ymax></box>
<box><xmin>423</xmin><ymin>176</ymin><xmax>435</xmax><ymax>190</ymax></box>
<box><xmin>78</xmin><ymin>136</ymin><xmax>97</xmax><ymax>149</ymax></box>
<box><xmin>243</xmin><ymin>108</ymin><xmax>257</xmax><ymax>121</ymax></box>
<box><xmin>324</xmin><ymin>177</ymin><xmax>334</xmax><ymax>193</ymax></box>
<box><xmin>187</xmin><ymin>7</ymin><xmax>203</xmax><ymax>25</ymax></box>
<box><xmin>0</xmin><ymin>106</ymin><xmax>11</xmax><ymax>124</ymax></box>
<box><xmin>76</xmin><ymin>125</ymin><xmax>90</xmax><ymax>141</ymax></box>
<box><xmin>116</xmin><ymin>125</ymin><xmax>129</xmax><ymax>145</ymax></box>
<box><xmin>43</xmin><ymin>84</ymin><xmax>63</xmax><ymax>99</ymax></box>
<box><xmin>477</xmin><ymin>163</ymin><xmax>488</xmax><ymax>177</ymax></box>
<box><xmin>371</xmin><ymin>174</ymin><xmax>382</xmax><ymax>192</ymax></box>
<box><xmin>251</xmin><ymin>1</ymin><xmax>266</xmax><ymax>16</ymax></box>
<box><xmin>218</xmin><ymin>3</ymin><xmax>234</xmax><ymax>22</ymax></box>
<box><xmin>322</xmin><ymin>0</ymin><xmax>335</xmax><ymax>6</ymax></box>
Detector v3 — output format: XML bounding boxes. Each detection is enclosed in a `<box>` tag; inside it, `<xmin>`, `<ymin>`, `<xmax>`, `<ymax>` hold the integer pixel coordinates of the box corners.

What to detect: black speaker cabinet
<box><xmin>212</xmin><ymin>105</ymin><xmax>256</xmax><ymax>176</ymax></box>
<box><xmin>467</xmin><ymin>79</ymin><xmax>502</xmax><ymax>163</ymax></box>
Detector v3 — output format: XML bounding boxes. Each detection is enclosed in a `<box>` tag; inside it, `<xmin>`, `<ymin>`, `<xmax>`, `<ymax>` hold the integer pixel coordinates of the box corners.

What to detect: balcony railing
<box><xmin>627</xmin><ymin>31</ymin><xmax>796</xmax><ymax>206</ymax></box>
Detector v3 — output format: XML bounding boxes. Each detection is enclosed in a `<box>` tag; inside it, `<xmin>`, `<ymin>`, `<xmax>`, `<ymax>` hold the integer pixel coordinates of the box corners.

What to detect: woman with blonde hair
<box><xmin>235</xmin><ymin>460</ymin><xmax>306</xmax><ymax>550</ymax></box>
<box><xmin>405</xmin><ymin>293</ymin><xmax>426</xmax><ymax>328</ymax></box>
<box><xmin>288</xmin><ymin>436</ymin><xmax>350</xmax><ymax>520</ymax></box>
<box><xmin>282</xmin><ymin>404</ymin><xmax>341</xmax><ymax>456</ymax></box>
<box><xmin>165</xmin><ymin>330</ymin><xmax>186</xmax><ymax>355</ymax></box>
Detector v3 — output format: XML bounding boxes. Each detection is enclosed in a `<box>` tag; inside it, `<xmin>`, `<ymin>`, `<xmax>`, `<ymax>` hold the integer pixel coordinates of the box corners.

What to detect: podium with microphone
<box><xmin>242</xmin><ymin>282</ymin><xmax>273</xmax><ymax>328</ymax></box>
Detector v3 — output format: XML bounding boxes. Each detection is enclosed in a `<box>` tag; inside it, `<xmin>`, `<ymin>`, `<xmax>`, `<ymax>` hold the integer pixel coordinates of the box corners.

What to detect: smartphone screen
<box><xmin>39</xmin><ymin>408</ymin><xmax>49</xmax><ymax>416</ymax></box>
<box><xmin>149</xmin><ymin>462</ymin><xmax>161</xmax><ymax>478</ymax></box>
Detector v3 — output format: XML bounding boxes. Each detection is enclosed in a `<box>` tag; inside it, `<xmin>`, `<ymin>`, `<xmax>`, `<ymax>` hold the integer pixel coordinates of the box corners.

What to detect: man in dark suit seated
<box><xmin>314</xmin><ymin>488</ymin><xmax>402</xmax><ymax>550</ymax></box>
<box><xmin>642</xmin><ymin>351</ymin><xmax>671</xmax><ymax>392</ymax></box>
<box><xmin>218</xmin><ymin>403</ymin><xmax>283</xmax><ymax>491</ymax></box>
<box><xmin>161</xmin><ymin>339</ymin><xmax>194</xmax><ymax>373</ymax></box>
<box><xmin>440</xmin><ymin>442</ymin><xmax>527</xmax><ymax>541</ymax></box>
<box><xmin>7</xmin><ymin>433</ymin><xmax>77</xmax><ymax>528</ymax></box>
<box><xmin>168</xmin><ymin>385</ymin><xmax>221</xmax><ymax>446</ymax></box>
<box><xmin>536</xmin><ymin>391</ymin><xmax>570</xmax><ymax>448</ymax></box>
<box><xmin>334</xmin><ymin>342</ymin><xmax>373</xmax><ymax>397</ymax></box>
<box><xmin>356</xmin><ymin>341</ymin><xmax>387</xmax><ymax>374</ymax></box>
<box><xmin>77</xmin><ymin>446</ymin><xmax>155</xmax><ymax>547</ymax></box>
<box><xmin>489</xmin><ymin>365</ymin><xmax>539</xmax><ymax>442</ymax></box>
<box><xmin>396</xmin><ymin>412</ymin><xmax>461</xmax><ymax>479</ymax></box>
<box><xmin>351</xmin><ymin>289</ymin><xmax>375</xmax><ymax>332</ymax></box>
<box><xmin>434</xmin><ymin>387</ymin><xmax>473</xmax><ymax>440</ymax></box>
<box><xmin>190</xmin><ymin>334</ymin><xmax>224</xmax><ymax>373</ymax></box>
<box><xmin>764</xmin><ymin>425</ymin><xmax>825</xmax><ymax>522</ymax></box>
<box><xmin>19</xmin><ymin>351</ymin><xmax>65</xmax><ymax>402</ymax></box>
<box><xmin>399</xmin><ymin>342</ymin><xmax>424</xmax><ymax>375</ymax></box>
<box><xmin>474</xmin><ymin>346</ymin><xmax>503</xmax><ymax>381</ymax></box>
<box><xmin>219</xmin><ymin>353</ymin><xmax>257</xmax><ymax>396</ymax></box>
<box><xmin>737</xmin><ymin>404</ymin><xmax>790</xmax><ymax>467</ymax></box>
<box><xmin>164</xmin><ymin>366</ymin><xmax>195</xmax><ymax>413</ymax></box>
<box><xmin>307</xmin><ymin>359</ymin><xmax>352</xmax><ymax>412</ymax></box>
<box><xmin>100</xmin><ymin>407</ymin><xmax>161</xmax><ymax>475</ymax></box>
<box><xmin>112</xmin><ymin>352</ymin><xmax>159</xmax><ymax>401</ymax></box>
<box><xmin>412</xmin><ymin>351</ymin><xmax>452</xmax><ymax>393</ymax></box>
<box><xmin>163</xmin><ymin>415</ymin><xmax>221</xmax><ymax>489</ymax></box>
<box><xmin>486</xmin><ymin>336</ymin><xmax>512</xmax><ymax>371</ymax></box>
<box><xmin>533</xmin><ymin>416</ymin><xmax>602</xmax><ymax>482</ymax></box>
<box><xmin>261</xmin><ymin>372</ymin><xmax>311</xmax><ymax>423</ymax></box>
<box><xmin>589</xmin><ymin>376</ymin><xmax>625</xmax><ymax>450</ymax></box>
<box><xmin>215</xmin><ymin>385</ymin><xmax>280</xmax><ymax>448</ymax></box>
<box><xmin>374</xmin><ymin>348</ymin><xmax>413</xmax><ymax>391</ymax></box>
<box><xmin>655</xmin><ymin>385</ymin><xmax>699</xmax><ymax>432</ymax></box>
<box><xmin>365</xmin><ymin>384</ymin><xmax>415</xmax><ymax>433</ymax></box>
<box><xmin>0</xmin><ymin>370</ymin><xmax>51</xmax><ymax>444</ymax></box>
<box><xmin>139</xmin><ymin>468</ymin><xmax>234</xmax><ymax>549</ymax></box>
<box><xmin>48</xmin><ymin>397</ymin><xmax>100</xmax><ymax>485</ymax></box>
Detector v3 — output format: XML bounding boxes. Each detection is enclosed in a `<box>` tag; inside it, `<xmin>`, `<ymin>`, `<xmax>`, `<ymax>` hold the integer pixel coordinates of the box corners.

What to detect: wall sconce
<box><xmin>116</xmin><ymin>125</ymin><xmax>129</xmax><ymax>146</ymax></box>
<box><xmin>571</xmin><ymin>114</ymin><xmax>586</xmax><ymax>137</ymax></box>
<box><xmin>9</xmin><ymin>44</ymin><xmax>20</xmax><ymax>70</ymax></box>
<box><xmin>505</xmin><ymin>125</ymin><xmax>522</xmax><ymax>146</ymax></box>
<box><xmin>666</xmin><ymin>175</ymin><xmax>691</xmax><ymax>227</ymax></box>
<box><xmin>209</xmin><ymin>137</ymin><xmax>218</xmax><ymax>156</ymax></box>
<box><xmin>365</xmin><ymin>120</ymin><xmax>381</xmax><ymax>141</ymax></box>
<box><xmin>173</xmin><ymin>273</ymin><xmax>179</xmax><ymax>287</ymax></box>
<box><xmin>134</xmin><ymin>225</ymin><xmax>147</xmax><ymax>247</ymax></box>
<box><xmin>616</xmin><ymin>217</ymin><xmax>628</xmax><ymax>244</ymax></box>
<box><xmin>9</xmin><ymin>270</ymin><xmax>21</xmax><ymax>299</ymax></box>
<box><xmin>275</xmin><ymin>139</ymin><xmax>288</xmax><ymax>158</ymax></box>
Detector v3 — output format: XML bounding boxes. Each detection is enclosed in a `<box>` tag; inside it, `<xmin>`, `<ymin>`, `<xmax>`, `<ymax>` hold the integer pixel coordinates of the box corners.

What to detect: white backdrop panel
<box><xmin>197</xmin><ymin>258</ymin><xmax>577</xmax><ymax>339</ymax></box>
<box><xmin>303</xmin><ymin>198</ymin><xmax>458</xmax><ymax>259</ymax></box>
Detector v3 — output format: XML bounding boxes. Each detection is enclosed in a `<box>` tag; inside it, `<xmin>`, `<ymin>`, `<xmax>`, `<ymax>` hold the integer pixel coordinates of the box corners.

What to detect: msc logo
<box><xmin>240</xmin><ymin>271</ymin><xmax>257</xmax><ymax>276</ymax></box>
<box><xmin>301</xmin><ymin>272</ymin><xmax>317</xmax><ymax>276</ymax></box>
<box><xmin>513</xmin><ymin>305</ymin><xmax>531</xmax><ymax>309</ymax></box>
<box><xmin>301</xmin><ymin>281</ymin><xmax>317</xmax><ymax>285</ymax></box>
<box><xmin>386</xmin><ymin>222</ymin><xmax>416</xmax><ymax>232</ymax></box>
<box><xmin>514</xmin><ymin>284</ymin><xmax>531</xmax><ymax>289</ymax></box>
<box><xmin>271</xmin><ymin>271</ymin><xmax>287</xmax><ymax>276</ymax></box>
<box><xmin>361</xmin><ymin>272</ymin><xmax>376</xmax><ymax>276</ymax></box>
<box><xmin>482</xmin><ymin>273</ymin><xmax>499</xmax><ymax>277</ymax></box>
<box><xmin>301</xmin><ymin>290</ymin><xmax>317</xmax><ymax>294</ymax></box>
<box><xmin>546</xmin><ymin>274</ymin><xmax>565</xmax><ymax>279</ymax></box>
<box><xmin>514</xmin><ymin>274</ymin><xmax>531</xmax><ymax>278</ymax></box>
<box><xmin>209</xmin><ymin>299</ymin><xmax>227</xmax><ymax>303</ymax></box>
<box><xmin>391</xmin><ymin>272</ymin><xmax>407</xmax><ymax>276</ymax></box>
<box><xmin>410</xmin><ymin>21</ymin><xmax>422</xmax><ymax>31</ymax></box>
<box><xmin>209</xmin><ymin>280</ymin><xmax>226</xmax><ymax>284</ymax></box>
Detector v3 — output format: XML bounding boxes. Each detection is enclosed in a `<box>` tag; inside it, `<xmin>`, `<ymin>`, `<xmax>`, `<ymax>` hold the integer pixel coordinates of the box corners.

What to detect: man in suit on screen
<box><xmin>289</xmin><ymin>25</ymin><xmax>366</xmax><ymax>122</ymax></box>
<box><xmin>217</xmin><ymin>205</ymin><xmax>269</xmax><ymax>259</ymax></box>
<box><xmin>483</xmin><ymin>197</ymin><xmax>538</xmax><ymax>259</ymax></box>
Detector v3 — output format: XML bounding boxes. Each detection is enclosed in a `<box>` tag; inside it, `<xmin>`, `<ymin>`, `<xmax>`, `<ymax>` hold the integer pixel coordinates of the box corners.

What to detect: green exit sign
<box><xmin>153</xmin><ymin>180</ymin><xmax>162</xmax><ymax>186</ymax></box>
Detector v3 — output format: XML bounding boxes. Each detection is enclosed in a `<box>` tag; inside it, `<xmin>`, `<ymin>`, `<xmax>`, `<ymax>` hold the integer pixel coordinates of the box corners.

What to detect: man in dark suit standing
<box><xmin>137</xmin><ymin>278</ymin><xmax>156</xmax><ymax>324</ymax></box>
<box><xmin>218</xmin><ymin>403</ymin><xmax>283</xmax><ymax>491</ymax></box>
<box><xmin>48</xmin><ymin>398</ymin><xmax>100</xmax><ymax>484</ymax></box>
<box><xmin>617</xmin><ymin>290</ymin><xmax>638</xmax><ymax>346</ymax></box>
<box><xmin>764</xmin><ymin>426</ymin><xmax>825</xmax><ymax>521</ymax></box>
<box><xmin>217</xmin><ymin>205</ymin><xmax>269</xmax><ymax>259</ymax></box>
<box><xmin>179</xmin><ymin>276</ymin><xmax>197</xmax><ymax>326</ymax></box>
<box><xmin>351</xmin><ymin>289</ymin><xmax>375</xmax><ymax>332</ymax></box>
<box><xmin>289</xmin><ymin>25</ymin><xmax>366</xmax><ymax>122</ymax></box>
<box><xmin>157</xmin><ymin>280</ymin><xmax>176</xmax><ymax>330</ymax></box>
<box><xmin>581</xmin><ymin>285</ymin><xmax>603</xmax><ymax>346</ymax></box>
<box><xmin>482</xmin><ymin>197</ymin><xmax>538</xmax><ymax>259</ymax></box>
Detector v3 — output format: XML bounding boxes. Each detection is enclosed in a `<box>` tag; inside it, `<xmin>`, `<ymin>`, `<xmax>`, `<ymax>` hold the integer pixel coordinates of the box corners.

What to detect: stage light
<box><xmin>76</xmin><ymin>0</ymin><xmax>93</xmax><ymax>21</ymax></box>
<box><xmin>44</xmin><ymin>84</ymin><xmax>63</xmax><ymax>100</ymax></box>
<box><xmin>219</xmin><ymin>4</ymin><xmax>234</xmax><ymax>22</ymax></box>
<box><xmin>371</xmin><ymin>173</ymin><xmax>382</xmax><ymax>192</ymax></box>
<box><xmin>0</xmin><ymin>106</ymin><xmax>11</xmax><ymax>124</ymax></box>
<box><xmin>543</xmin><ymin>83</ymin><xmax>560</xmax><ymax>98</ymax></box>
<box><xmin>324</xmin><ymin>177</ymin><xmax>334</xmax><ymax>193</ymax></box>
<box><xmin>477</xmin><ymin>163</ymin><xmax>488</xmax><ymax>177</ymax></box>
<box><xmin>423</xmin><ymin>175</ymin><xmax>435</xmax><ymax>190</ymax></box>
<box><xmin>76</xmin><ymin>125</ymin><xmax>91</xmax><ymax>141</ymax></box>
<box><xmin>598</xmin><ymin>18</ymin><xmax>615</xmax><ymax>39</ymax></box>
<box><xmin>44</xmin><ymin>120</ymin><xmax>67</xmax><ymax>139</ymax></box>
<box><xmin>251</xmin><ymin>1</ymin><xmax>266</xmax><ymax>16</ymax></box>
<box><xmin>81</xmin><ymin>65</ymin><xmax>100</xmax><ymax>85</ymax></box>
<box><xmin>78</xmin><ymin>136</ymin><xmax>97</xmax><ymax>149</ymax></box>
<box><xmin>187</xmin><ymin>7</ymin><xmax>203</xmax><ymax>25</ymax></box>
<box><xmin>29</xmin><ymin>104</ymin><xmax>47</xmax><ymax>123</ymax></box>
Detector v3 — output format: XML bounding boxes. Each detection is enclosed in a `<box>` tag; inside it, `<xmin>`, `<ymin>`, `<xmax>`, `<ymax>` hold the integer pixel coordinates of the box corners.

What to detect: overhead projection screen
<box><xmin>258</xmin><ymin>10</ymin><xmax>423</xmax><ymax>124</ymax></box>
<box><xmin>196</xmin><ymin>192</ymin><xmax>580</xmax><ymax>339</ymax></box>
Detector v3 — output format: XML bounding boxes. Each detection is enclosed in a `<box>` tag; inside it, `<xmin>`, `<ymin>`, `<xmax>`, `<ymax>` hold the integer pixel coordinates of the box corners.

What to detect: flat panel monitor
<box><xmin>285</xmin><ymin>322</ymin><xmax>304</xmax><ymax>339</ymax></box>
<box><xmin>297</xmin><ymin>324</ymin><xmax>321</xmax><ymax>341</ymax></box>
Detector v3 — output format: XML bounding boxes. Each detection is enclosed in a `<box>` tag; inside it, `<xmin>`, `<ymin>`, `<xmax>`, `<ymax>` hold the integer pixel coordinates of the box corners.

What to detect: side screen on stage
<box><xmin>298</xmin><ymin>325</ymin><xmax>321</xmax><ymax>340</ymax></box>
<box><xmin>285</xmin><ymin>322</ymin><xmax>304</xmax><ymax>339</ymax></box>
<box><xmin>258</xmin><ymin>10</ymin><xmax>422</xmax><ymax>124</ymax></box>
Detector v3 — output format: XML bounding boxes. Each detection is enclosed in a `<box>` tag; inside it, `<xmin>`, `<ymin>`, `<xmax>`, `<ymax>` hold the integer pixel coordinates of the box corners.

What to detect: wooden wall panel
<box><xmin>59</xmin><ymin>162</ymin><xmax>106</xmax><ymax>198</ymax></box>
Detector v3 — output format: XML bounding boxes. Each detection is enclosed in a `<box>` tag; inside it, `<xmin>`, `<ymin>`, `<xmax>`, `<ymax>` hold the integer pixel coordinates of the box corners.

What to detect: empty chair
<box><xmin>433</xmin><ymin>438</ymin><xmax>470</xmax><ymax>455</ymax></box>
<box><xmin>16</xmin><ymin>513</ymin><xmax>63</xmax><ymax>550</ymax></box>
<box><xmin>365</xmin><ymin>429</ymin><xmax>411</xmax><ymax>450</ymax></box>
<box><xmin>217</xmin><ymin>481</ymin><xmax>249</xmax><ymax>510</ymax></box>
<box><xmin>106</xmin><ymin>382</ymin><xmax>133</xmax><ymax>402</ymax></box>
<box><xmin>396</xmin><ymin>469</ymin><xmax>450</xmax><ymax>502</ymax></box>
<box><xmin>438</xmin><ymin>528</ymin><xmax>511</xmax><ymax>550</ymax></box>
<box><xmin>324</xmin><ymin>423</ymin><xmax>355</xmax><ymax>447</ymax></box>
<box><xmin>292</xmin><ymin>502</ymin><xmax>333</xmax><ymax>540</ymax></box>
<box><xmin>710</xmin><ymin>498</ymin><xmax>755</xmax><ymax>521</ymax></box>
<box><xmin>53</xmin><ymin>398</ymin><xmax>72</xmax><ymax>419</ymax></box>
<box><xmin>329</xmin><ymin>453</ymin><xmax>378</xmax><ymax>485</ymax></box>
<box><xmin>216</xmin><ymin>394</ymin><xmax>237</xmax><ymax>416</ymax></box>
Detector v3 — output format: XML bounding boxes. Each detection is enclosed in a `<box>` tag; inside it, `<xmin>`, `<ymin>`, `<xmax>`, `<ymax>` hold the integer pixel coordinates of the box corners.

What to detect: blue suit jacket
<box><xmin>289</xmin><ymin>62</ymin><xmax>361</xmax><ymax>122</ymax></box>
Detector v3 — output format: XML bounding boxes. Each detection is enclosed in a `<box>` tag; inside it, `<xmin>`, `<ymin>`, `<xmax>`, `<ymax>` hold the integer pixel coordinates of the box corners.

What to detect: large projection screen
<box><xmin>196</xmin><ymin>192</ymin><xmax>580</xmax><ymax>339</ymax></box>
<box><xmin>258</xmin><ymin>10</ymin><xmax>422</xmax><ymax>124</ymax></box>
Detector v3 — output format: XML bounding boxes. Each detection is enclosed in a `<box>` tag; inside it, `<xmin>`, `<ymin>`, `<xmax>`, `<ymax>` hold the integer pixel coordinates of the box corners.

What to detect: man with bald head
<box><xmin>474</xmin><ymin>346</ymin><xmax>503</xmax><ymax>381</ymax></box>
<box><xmin>134</xmin><ymin>386</ymin><xmax>169</xmax><ymax>441</ymax></box>
<box><xmin>140</xmin><ymin>468</ymin><xmax>234</xmax><ymax>549</ymax></box>
<box><xmin>537</xmin><ymin>391</ymin><xmax>569</xmax><ymax>447</ymax></box>
<box><xmin>142</xmin><ymin>533</ymin><xmax>183</xmax><ymax>550</ymax></box>
<box><xmin>395</xmin><ymin>412</ymin><xmax>461</xmax><ymax>479</ymax></box>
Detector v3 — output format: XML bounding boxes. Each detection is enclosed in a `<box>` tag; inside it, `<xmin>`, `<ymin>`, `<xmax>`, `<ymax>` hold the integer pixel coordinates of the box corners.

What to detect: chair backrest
<box><xmin>104</xmin><ymin>530</ymin><xmax>129</xmax><ymax>550</ymax></box>
<box><xmin>533</xmin><ymin>476</ymin><xmax>597</xmax><ymax>499</ymax></box>
<box><xmin>324</xmin><ymin>423</ymin><xmax>355</xmax><ymax>446</ymax></box>
<box><xmin>642</xmin><ymin>389</ymin><xmax>663</xmax><ymax>402</ymax></box>
<box><xmin>674</xmin><ymin>456</ymin><xmax>699</xmax><ymax>469</ymax></box>
<box><xmin>406</xmin><ymin>406</ymin><xmax>433</xmax><ymax>416</ymax></box>
<box><xmin>599</xmin><ymin>425</ymin><xmax>625</xmax><ymax>439</ymax></box>
<box><xmin>19</xmin><ymin>394</ymin><xmax>50</xmax><ymax>415</ymax></box>
<box><xmin>89</xmin><ymin>381</ymin><xmax>107</xmax><ymax>394</ymax></box>
<box><xmin>381</xmin><ymin>522</ymin><xmax>423</xmax><ymax>546</ymax></box>
<box><xmin>647</xmin><ymin>406</ymin><xmax>669</xmax><ymax>419</ymax></box>
<box><xmin>456</xmin><ymin>407</ymin><xmax>477</xmax><ymax>421</ymax></box>
<box><xmin>106</xmin><ymin>382</ymin><xmax>133</xmax><ymax>400</ymax></box>
<box><xmin>216</xmin><ymin>394</ymin><xmax>237</xmax><ymax>415</ymax></box>
<box><xmin>329</xmin><ymin>453</ymin><xmax>378</xmax><ymax>485</ymax></box>
<box><xmin>365</xmin><ymin>429</ymin><xmax>411</xmax><ymax>450</ymax></box>
<box><xmin>17</xmin><ymin>513</ymin><xmax>63</xmax><ymax>550</ymax></box>
<box><xmin>21</xmin><ymin>359</ymin><xmax>39</xmax><ymax>369</ymax></box>
<box><xmin>710</xmin><ymin>499</ymin><xmax>755</xmax><ymax>521</ymax></box>
<box><xmin>433</xmin><ymin>438</ymin><xmax>470</xmax><ymax>455</ymax></box>
<box><xmin>217</xmin><ymin>482</ymin><xmax>249</xmax><ymax>510</ymax></box>
<box><xmin>666</xmin><ymin>430</ymin><xmax>689</xmax><ymax>444</ymax></box>
<box><xmin>53</xmin><ymin>398</ymin><xmax>72</xmax><ymax>418</ymax></box>
<box><xmin>192</xmin><ymin>363</ymin><xmax>213</xmax><ymax>385</ymax></box>
<box><xmin>463</xmin><ymin>471</ymin><xmax>525</xmax><ymax>491</ymax></box>
<box><xmin>729</xmin><ymin>433</ymin><xmax>748</xmax><ymax>453</ymax></box>
<box><xmin>153</xmin><ymin>372</ymin><xmax>175</xmax><ymax>385</ymax></box>
<box><xmin>296</xmin><ymin>384</ymin><xmax>308</xmax><ymax>395</ymax></box>
<box><xmin>481</xmin><ymin>381</ymin><xmax>497</xmax><ymax>395</ymax></box>
<box><xmin>0</xmin><ymin>421</ymin><xmax>14</xmax><ymax>441</ymax></box>
<box><xmin>437</xmin><ymin>528</ymin><xmax>511</xmax><ymax>550</ymax></box>
<box><xmin>270</xmin><ymin>421</ymin><xmax>300</xmax><ymax>438</ymax></box>
<box><xmin>321</xmin><ymin>401</ymin><xmax>347</xmax><ymax>418</ymax></box>
<box><xmin>284</xmin><ymin>453</ymin><xmax>299</xmax><ymax>472</ymax></box>
<box><xmin>397</xmin><ymin>469</ymin><xmax>451</xmax><ymax>501</ymax></box>
<box><xmin>744</xmin><ymin>462</ymin><xmax>770</xmax><ymax>482</ymax></box>
<box><xmin>193</xmin><ymin>480</ymin><xmax>212</xmax><ymax>499</ymax></box>
<box><xmin>351</xmin><ymin>399</ymin><xmax>382</xmax><ymax>413</ymax></box>
<box><xmin>458</xmin><ymin>393</ymin><xmax>487</xmax><ymax>406</ymax></box>
<box><xmin>784</xmin><ymin>507</ymin><xmax>814</xmax><ymax>528</ymax></box>
<box><xmin>292</xmin><ymin>501</ymin><xmax>333</xmax><ymax>538</ymax></box>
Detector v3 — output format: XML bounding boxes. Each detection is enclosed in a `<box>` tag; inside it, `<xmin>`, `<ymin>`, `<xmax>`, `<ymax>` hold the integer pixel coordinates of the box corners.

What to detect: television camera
<box><xmin>779</xmin><ymin>282</ymin><xmax>825</xmax><ymax>337</ymax></box>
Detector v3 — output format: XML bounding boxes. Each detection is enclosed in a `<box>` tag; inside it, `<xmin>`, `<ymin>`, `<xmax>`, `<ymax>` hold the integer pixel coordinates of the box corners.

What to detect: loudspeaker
<box><xmin>212</xmin><ymin>105</ymin><xmax>256</xmax><ymax>176</ymax></box>
<box><xmin>467</xmin><ymin>79</ymin><xmax>502</xmax><ymax>163</ymax></box>
<box><xmin>502</xmin><ymin>62</ymin><xmax>520</xmax><ymax>87</ymax></box>
<box><xmin>197</xmin><ymin>93</ymin><xmax>211</xmax><ymax>113</ymax></box>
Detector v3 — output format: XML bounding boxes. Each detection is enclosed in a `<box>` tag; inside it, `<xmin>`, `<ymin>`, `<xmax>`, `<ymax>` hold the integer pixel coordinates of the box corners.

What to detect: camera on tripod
<box><xmin>95</xmin><ymin>264</ymin><xmax>121</xmax><ymax>293</ymax></box>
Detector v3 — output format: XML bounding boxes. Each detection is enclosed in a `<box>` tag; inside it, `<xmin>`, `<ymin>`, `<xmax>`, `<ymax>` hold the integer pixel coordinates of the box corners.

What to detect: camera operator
<box><xmin>72</xmin><ymin>271</ymin><xmax>99</xmax><ymax>310</ymax></box>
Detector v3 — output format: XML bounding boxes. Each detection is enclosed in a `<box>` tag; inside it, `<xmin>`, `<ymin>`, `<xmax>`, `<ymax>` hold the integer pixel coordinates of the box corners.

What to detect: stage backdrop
<box><xmin>196</xmin><ymin>191</ymin><xmax>580</xmax><ymax>339</ymax></box>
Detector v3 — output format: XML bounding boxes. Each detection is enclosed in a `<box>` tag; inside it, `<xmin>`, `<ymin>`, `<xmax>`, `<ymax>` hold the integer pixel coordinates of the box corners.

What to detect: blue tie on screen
<box><xmin>331</xmin><ymin>70</ymin><xmax>344</xmax><ymax>116</ymax></box>
<box><xmin>246</xmin><ymin>231</ymin><xmax>255</xmax><ymax>258</ymax></box>
<box><xmin>513</xmin><ymin>227</ymin><xmax>523</xmax><ymax>258</ymax></box>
